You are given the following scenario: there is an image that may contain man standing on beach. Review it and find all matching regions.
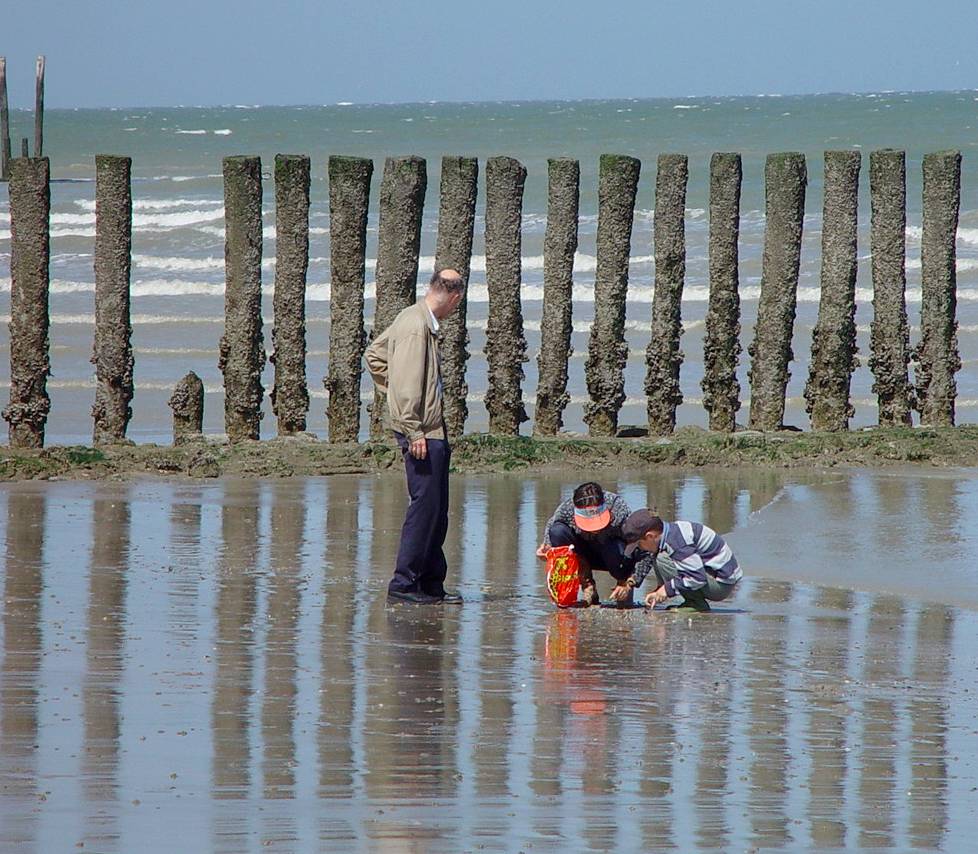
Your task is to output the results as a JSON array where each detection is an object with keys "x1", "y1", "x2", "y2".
[{"x1": 365, "y1": 269, "x2": 465, "y2": 604}]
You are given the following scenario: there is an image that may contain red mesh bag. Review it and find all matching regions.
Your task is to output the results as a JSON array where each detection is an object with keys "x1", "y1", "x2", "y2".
[{"x1": 545, "y1": 545, "x2": 580, "y2": 608}]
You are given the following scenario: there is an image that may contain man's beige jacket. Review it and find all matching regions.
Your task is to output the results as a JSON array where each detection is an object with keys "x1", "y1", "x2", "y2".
[{"x1": 365, "y1": 300, "x2": 446, "y2": 441}]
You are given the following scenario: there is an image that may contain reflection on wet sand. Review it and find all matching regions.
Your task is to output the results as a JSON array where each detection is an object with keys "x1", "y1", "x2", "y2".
[
  {"x1": 82, "y1": 495, "x2": 129, "y2": 848},
  {"x1": 211, "y1": 481, "x2": 259, "y2": 854},
  {"x1": 0, "y1": 468, "x2": 976, "y2": 852},
  {"x1": 1, "y1": 493, "x2": 44, "y2": 850}
]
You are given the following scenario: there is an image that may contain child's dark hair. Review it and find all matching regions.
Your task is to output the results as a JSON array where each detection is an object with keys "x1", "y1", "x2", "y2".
[{"x1": 573, "y1": 481, "x2": 604, "y2": 508}]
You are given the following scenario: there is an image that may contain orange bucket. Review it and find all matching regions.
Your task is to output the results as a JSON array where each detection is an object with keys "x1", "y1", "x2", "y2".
[{"x1": 545, "y1": 545, "x2": 580, "y2": 608}]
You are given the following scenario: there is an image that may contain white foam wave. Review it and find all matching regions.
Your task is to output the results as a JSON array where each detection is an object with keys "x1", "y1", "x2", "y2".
[
  {"x1": 174, "y1": 129, "x2": 208, "y2": 135},
  {"x1": 134, "y1": 208, "x2": 226, "y2": 228},
  {"x1": 213, "y1": 129, "x2": 233, "y2": 136},
  {"x1": 74, "y1": 198, "x2": 223, "y2": 212}
]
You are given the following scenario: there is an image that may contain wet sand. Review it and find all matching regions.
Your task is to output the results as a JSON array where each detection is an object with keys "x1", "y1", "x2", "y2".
[{"x1": 2, "y1": 469, "x2": 977, "y2": 851}]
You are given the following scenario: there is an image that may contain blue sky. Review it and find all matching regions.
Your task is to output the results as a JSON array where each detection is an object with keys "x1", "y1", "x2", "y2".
[{"x1": 4, "y1": 0, "x2": 978, "y2": 107}]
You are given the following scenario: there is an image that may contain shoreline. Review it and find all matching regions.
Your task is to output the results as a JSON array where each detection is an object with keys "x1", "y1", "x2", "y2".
[{"x1": 1, "y1": 424, "x2": 976, "y2": 481}]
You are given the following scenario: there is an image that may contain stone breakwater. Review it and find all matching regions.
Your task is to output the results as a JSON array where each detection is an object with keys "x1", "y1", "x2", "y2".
[{"x1": 1, "y1": 149, "x2": 965, "y2": 449}]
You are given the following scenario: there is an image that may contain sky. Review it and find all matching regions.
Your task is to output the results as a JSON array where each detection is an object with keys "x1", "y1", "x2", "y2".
[{"x1": 3, "y1": 0, "x2": 978, "y2": 108}]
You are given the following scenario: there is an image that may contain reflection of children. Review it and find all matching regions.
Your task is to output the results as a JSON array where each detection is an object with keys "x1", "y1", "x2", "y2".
[
  {"x1": 537, "y1": 482, "x2": 638, "y2": 606},
  {"x1": 618, "y1": 509, "x2": 743, "y2": 612}
]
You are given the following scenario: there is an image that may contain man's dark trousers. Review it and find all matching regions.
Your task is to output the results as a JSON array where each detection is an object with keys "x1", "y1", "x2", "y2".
[{"x1": 390, "y1": 433, "x2": 451, "y2": 597}]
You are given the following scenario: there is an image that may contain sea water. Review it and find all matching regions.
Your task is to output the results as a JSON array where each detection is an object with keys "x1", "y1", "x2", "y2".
[{"x1": 2, "y1": 92, "x2": 978, "y2": 443}]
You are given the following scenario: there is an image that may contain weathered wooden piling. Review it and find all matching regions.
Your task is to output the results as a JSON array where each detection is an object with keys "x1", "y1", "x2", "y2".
[
  {"x1": 585, "y1": 154, "x2": 640, "y2": 436},
  {"x1": 702, "y1": 153, "x2": 743, "y2": 432},
  {"x1": 914, "y1": 150, "x2": 962, "y2": 427},
  {"x1": 369, "y1": 155, "x2": 427, "y2": 439},
  {"x1": 645, "y1": 154, "x2": 688, "y2": 435},
  {"x1": 168, "y1": 371, "x2": 204, "y2": 443},
  {"x1": 218, "y1": 156, "x2": 265, "y2": 443},
  {"x1": 91, "y1": 155, "x2": 134, "y2": 444},
  {"x1": 747, "y1": 153, "x2": 807, "y2": 431},
  {"x1": 324, "y1": 156, "x2": 372, "y2": 443},
  {"x1": 270, "y1": 154, "x2": 310, "y2": 436},
  {"x1": 804, "y1": 151, "x2": 861, "y2": 431},
  {"x1": 0, "y1": 57, "x2": 11, "y2": 180},
  {"x1": 435, "y1": 156, "x2": 479, "y2": 439},
  {"x1": 2, "y1": 158, "x2": 51, "y2": 447},
  {"x1": 484, "y1": 155, "x2": 528, "y2": 435},
  {"x1": 34, "y1": 56, "x2": 45, "y2": 158},
  {"x1": 868, "y1": 150, "x2": 913, "y2": 426},
  {"x1": 534, "y1": 157, "x2": 579, "y2": 436}
]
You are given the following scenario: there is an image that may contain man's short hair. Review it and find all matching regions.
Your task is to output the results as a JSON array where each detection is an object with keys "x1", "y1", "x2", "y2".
[{"x1": 430, "y1": 269, "x2": 465, "y2": 293}]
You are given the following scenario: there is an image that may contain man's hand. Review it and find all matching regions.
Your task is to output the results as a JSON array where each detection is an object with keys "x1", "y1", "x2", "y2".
[
  {"x1": 644, "y1": 585, "x2": 668, "y2": 608},
  {"x1": 610, "y1": 581, "x2": 633, "y2": 602},
  {"x1": 536, "y1": 542, "x2": 549, "y2": 561},
  {"x1": 408, "y1": 436, "x2": 427, "y2": 459}
]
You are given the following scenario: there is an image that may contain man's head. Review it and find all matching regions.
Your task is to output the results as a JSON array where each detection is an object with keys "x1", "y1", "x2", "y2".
[
  {"x1": 622, "y1": 509, "x2": 664, "y2": 556},
  {"x1": 572, "y1": 481, "x2": 610, "y2": 532},
  {"x1": 426, "y1": 268, "x2": 465, "y2": 319}
]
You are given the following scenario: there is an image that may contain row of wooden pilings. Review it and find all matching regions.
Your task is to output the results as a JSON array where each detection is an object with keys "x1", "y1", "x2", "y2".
[{"x1": 2, "y1": 148, "x2": 963, "y2": 448}]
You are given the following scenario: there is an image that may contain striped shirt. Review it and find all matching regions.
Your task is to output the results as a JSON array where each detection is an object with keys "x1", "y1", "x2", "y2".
[
  {"x1": 542, "y1": 491, "x2": 631, "y2": 546},
  {"x1": 631, "y1": 520, "x2": 742, "y2": 595}
]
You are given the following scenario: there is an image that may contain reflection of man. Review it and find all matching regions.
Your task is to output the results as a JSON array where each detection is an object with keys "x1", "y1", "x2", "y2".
[
  {"x1": 537, "y1": 482, "x2": 637, "y2": 606},
  {"x1": 618, "y1": 509, "x2": 742, "y2": 612},
  {"x1": 365, "y1": 269, "x2": 465, "y2": 605}
]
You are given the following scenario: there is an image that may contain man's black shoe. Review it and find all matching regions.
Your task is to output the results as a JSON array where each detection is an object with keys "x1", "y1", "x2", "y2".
[
  {"x1": 439, "y1": 591, "x2": 463, "y2": 604},
  {"x1": 387, "y1": 589, "x2": 443, "y2": 605}
]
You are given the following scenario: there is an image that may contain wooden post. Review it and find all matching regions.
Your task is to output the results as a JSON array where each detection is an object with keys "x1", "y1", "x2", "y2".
[
  {"x1": 914, "y1": 150, "x2": 962, "y2": 427},
  {"x1": 169, "y1": 371, "x2": 205, "y2": 443},
  {"x1": 868, "y1": 149, "x2": 912, "y2": 426},
  {"x1": 585, "y1": 154, "x2": 640, "y2": 437},
  {"x1": 369, "y1": 155, "x2": 427, "y2": 440},
  {"x1": 435, "y1": 156, "x2": 479, "y2": 439},
  {"x1": 2, "y1": 158, "x2": 51, "y2": 447},
  {"x1": 270, "y1": 154, "x2": 311, "y2": 436},
  {"x1": 92, "y1": 155, "x2": 134, "y2": 444},
  {"x1": 747, "y1": 153, "x2": 807, "y2": 431},
  {"x1": 34, "y1": 56, "x2": 44, "y2": 158},
  {"x1": 218, "y1": 156, "x2": 265, "y2": 442},
  {"x1": 645, "y1": 154, "x2": 689, "y2": 435},
  {"x1": 702, "y1": 153, "x2": 743, "y2": 432},
  {"x1": 534, "y1": 157, "x2": 579, "y2": 436},
  {"x1": 484, "y1": 156, "x2": 529, "y2": 435},
  {"x1": 21, "y1": 138, "x2": 28, "y2": 158},
  {"x1": 0, "y1": 57, "x2": 11, "y2": 181},
  {"x1": 324, "y1": 156, "x2": 372, "y2": 443},
  {"x1": 804, "y1": 151, "x2": 861, "y2": 432}
]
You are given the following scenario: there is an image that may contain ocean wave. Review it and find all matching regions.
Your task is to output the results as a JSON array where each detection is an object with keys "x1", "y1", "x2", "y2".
[
  {"x1": 174, "y1": 129, "x2": 208, "y2": 135},
  {"x1": 74, "y1": 198, "x2": 223, "y2": 212}
]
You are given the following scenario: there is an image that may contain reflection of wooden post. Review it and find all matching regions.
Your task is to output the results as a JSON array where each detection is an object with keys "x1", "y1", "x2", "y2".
[
  {"x1": 0, "y1": 57, "x2": 12, "y2": 180},
  {"x1": 325, "y1": 156, "x2": 372, "y2": 443},
  {"x1": 535, "y1": 158, "x2": 579, "y2": 436},
  {"x1": 370, "y1": 155, "x2": 427, "y2": 440},
  {"x1": 868, "y1": 150, "x2": 912, "y2": 426},
  {"x1": 585, "y1": 154, "x2": 641, "y2": 436},
  {"x1": 435, "y1": 156, "x2": 479, "y2": 439},
  {"x1": 702, "y1": 153, "x2": 743, "y2": 432},
  {"x1": 3, "y1": 158, "x2": 51, "y2": 447},
  {"x1": 748, "y1": 152, "x2": 807, "y2": 431},
  {"x1": 914, "y1": 150, "x2": 962, "y2": 427},
  {"x1": 484, "y1": 156, "x2": 529, "y2": 435},
  {"x1": 805, "y1": 151, "x2": 861, "y2": 432},
  {"x1": 34, "y1": 56, "x2": 45, "y2": 158},
  {"x1": 92, "y1": 155, "x2": 134, "y2": 444},
  {"x1": 645, "y1": 154, "x2": 689, "y2": 436}
]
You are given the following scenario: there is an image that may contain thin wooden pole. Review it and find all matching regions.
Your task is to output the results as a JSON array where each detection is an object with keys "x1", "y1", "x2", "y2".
[
  {"x1": 34, "y1": 56, "x2": 45, "y2": 158},
  {"x1": 0, "y1": 57, "x2": 11, "y2": 180}
]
